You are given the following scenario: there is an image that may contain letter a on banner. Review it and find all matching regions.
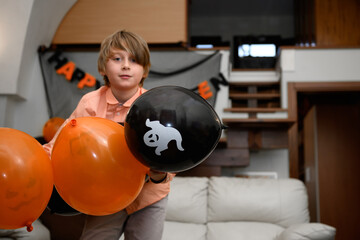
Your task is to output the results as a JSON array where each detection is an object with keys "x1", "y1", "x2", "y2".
[{"x1": 56, "y1": 61, "x2": 76, "y2": 81}]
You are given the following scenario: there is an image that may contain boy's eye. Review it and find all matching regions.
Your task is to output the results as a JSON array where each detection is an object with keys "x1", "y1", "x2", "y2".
[
  {"x1": 131, "y1": 58, "x2": 137, "y2": 63},
  {"x1": 114, "y1": 57, "x2": 121, "y2": 61}
]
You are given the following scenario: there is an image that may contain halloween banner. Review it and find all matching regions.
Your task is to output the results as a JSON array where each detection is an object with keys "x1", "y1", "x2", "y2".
[{"x1": 38, "y1": 47, "x2": 227, "y2": 119}]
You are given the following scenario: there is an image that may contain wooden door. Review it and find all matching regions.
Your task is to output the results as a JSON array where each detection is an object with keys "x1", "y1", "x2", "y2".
[{"x1": 304, "y1": 103, "x2": 360, "y2": 239}]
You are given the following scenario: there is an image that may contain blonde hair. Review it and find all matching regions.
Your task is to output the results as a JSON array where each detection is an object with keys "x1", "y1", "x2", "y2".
[{"x1": 98, "y1": 30, "x2": 151, "y2": 87}]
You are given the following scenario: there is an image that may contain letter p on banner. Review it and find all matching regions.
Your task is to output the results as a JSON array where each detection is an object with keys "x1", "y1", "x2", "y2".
[{"x1": 77, "y1": 73, "x2": 96, "y2": 89}]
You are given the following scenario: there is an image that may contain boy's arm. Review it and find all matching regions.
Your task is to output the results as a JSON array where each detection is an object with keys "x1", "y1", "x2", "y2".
[
  {"x1": 43, "y1": 118, "x2": 70, "y2": 158},
  {"x1": 149, "y1": 170, "x2": 175, "y2": 184}
]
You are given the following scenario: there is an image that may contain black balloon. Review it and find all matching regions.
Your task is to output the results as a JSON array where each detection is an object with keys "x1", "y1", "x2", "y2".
[
  {"x1": 47, "y1": 187, "x2": 80, "y2": 216},
  {"x1": 125, "y1": 86, "x2": 224, "y2": 172}
]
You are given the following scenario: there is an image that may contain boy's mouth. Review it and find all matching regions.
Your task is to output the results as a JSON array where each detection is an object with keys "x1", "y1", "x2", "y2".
[{"x1": 120, "y1": 74, "x2": 131, "y2": 79}]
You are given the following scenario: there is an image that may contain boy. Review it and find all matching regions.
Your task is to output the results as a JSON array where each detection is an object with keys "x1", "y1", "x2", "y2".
[{"x1": 44, "y1": 30, "x2": 174, "y2": 240}]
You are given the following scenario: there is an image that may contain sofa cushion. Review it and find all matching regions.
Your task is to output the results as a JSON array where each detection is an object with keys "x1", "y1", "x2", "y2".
[
  {"x1": 0, "y1": 219, "x2": 50, "y2": 240},
  {"x1": 208, "y1": 177, "x2": 309, "y2": 227},
  {"x1": 276, "y1": 223, "x2": 336, "y2": 240},
  {"x1": 162, "y1": 221, "x2": 206, "y2": 240},
  {"x1": 207, "y1": 222, "x2": 284, "y2": 240},
  {"x1": 166, "y1": 177, "x2": 208, "y2": 224}
]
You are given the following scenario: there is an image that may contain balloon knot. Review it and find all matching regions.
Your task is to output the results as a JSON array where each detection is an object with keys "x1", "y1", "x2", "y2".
[
  {"x1": 221, "y1": 124, "x2": 228, "y2": 130},
  {"x1": 26, "y1": 222, "x2": 33, "y2": 232},
  {"x1": 70, "y1": 119, "x2": 77, "y2": 126}
]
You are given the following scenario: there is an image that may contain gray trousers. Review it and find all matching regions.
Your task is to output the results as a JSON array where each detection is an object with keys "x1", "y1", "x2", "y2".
[{"x1": 80, "y1": 196, "x2": 168, "y2": 240}]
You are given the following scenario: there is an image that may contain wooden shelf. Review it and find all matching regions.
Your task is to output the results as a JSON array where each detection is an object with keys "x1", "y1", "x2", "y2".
[
  {"x1": 224, "y1": 107, "x2": 287, "y2": 113},
  {"x1": 228, "y1": 81, "x2": 281, "y2": 112},
  {"x1": 229, "y1": 93, "x2": 280, "y2": 99},
  {"x1": 223, "y1": 118, "x2": 295, "y2": 123},
  {"x1": 223, "y1": 118, "x2": 295, "y2": 128},
  {"x1": 187, "y1": 46, "x2": 230, "y2": 51},
  {"x1": 231, "y1": 68, "x2": 276, "y2": 72},
  {"x1": 229, "y1": 81, "x2": 280, "y2": 86}
]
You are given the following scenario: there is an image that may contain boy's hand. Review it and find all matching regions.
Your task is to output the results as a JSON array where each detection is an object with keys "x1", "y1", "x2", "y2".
[{"x1": 149, "y1": 169, "x2": 168, "y2": 183}]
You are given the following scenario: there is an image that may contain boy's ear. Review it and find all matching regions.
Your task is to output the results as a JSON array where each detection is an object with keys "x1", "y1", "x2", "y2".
[
  {"x1": 142, "y1": 71, "x2": 148, "y2": 78},
  {"x1": 100, "y1": 71, "x2": 106, "y2": 76}
]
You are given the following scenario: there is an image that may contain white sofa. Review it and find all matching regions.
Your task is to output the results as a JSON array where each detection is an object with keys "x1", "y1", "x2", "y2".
[
  {"x1": 162, "y1": 176, "x2": 335, "y2": 240},
  {"x1": 0, "y1": 220, "x2": 50, "y2": 240}
]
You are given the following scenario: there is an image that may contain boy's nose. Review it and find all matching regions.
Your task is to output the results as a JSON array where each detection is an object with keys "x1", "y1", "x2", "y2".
[{"x1": 122, "y1": 60, "x2": 130, "y2": 69}]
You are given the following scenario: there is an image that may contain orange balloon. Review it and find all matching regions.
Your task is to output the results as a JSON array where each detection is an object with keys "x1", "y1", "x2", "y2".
[
  {"x1": 51, "y1": 117, "x2": 149, "y2": 216},
  {"x1": 43, "y1": 117, "x2": 65, "y2": 142},
  {"x1": 0, "y1": 128, "x2": 53, "y2": 231}
]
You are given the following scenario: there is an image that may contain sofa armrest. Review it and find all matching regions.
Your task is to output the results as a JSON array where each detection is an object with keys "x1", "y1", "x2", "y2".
[{"x1": 276, "y1": 223, "x2": 336, "y2": 240}]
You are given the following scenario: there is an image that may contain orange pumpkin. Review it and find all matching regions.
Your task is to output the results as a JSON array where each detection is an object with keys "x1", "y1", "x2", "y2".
[{"x1": 43, "y1": 117, "x2": 65, "y2": 142}]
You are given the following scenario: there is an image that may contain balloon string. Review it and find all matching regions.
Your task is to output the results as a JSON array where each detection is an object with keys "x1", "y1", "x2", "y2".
[{"x1": 26, "y1": 222, "x2": 33, "y2": 232}]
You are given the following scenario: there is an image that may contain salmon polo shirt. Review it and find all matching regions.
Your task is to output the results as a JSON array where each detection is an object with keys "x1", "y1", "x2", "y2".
[{"x1": 43, "y1": 86, "x2": 174, "y2": 214}]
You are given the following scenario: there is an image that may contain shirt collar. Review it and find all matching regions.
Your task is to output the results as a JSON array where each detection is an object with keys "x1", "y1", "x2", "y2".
[{"x1": 105, "y1": 87, "x2": 143, "y2": 107}]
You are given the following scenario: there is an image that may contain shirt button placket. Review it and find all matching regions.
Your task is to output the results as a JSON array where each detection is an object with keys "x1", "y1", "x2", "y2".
[{"x1": 116, "y1": 103, "x2": 123, "y2": 116}]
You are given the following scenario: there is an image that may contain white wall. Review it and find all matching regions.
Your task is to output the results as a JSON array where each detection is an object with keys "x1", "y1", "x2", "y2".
[
  {"x1": 280, "y1": 48, "x2": 360, "y2": 108},
  {"x1": 222, "y1": 149, "x2": 289, "y2": 179},
  {"x1": 0, "y1": 0, "x2": 76, "y2": 136},
  {"x1": 0, "y1": 0, "x2": 33, "y2": 95}
]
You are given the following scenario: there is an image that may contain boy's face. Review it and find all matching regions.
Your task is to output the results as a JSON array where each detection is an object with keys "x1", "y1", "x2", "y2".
[{"x1": 101, "y1": 48, "x2": 145, "y2": 91}]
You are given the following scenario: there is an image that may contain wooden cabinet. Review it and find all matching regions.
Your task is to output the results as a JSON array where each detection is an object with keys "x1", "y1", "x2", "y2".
[
  {"x1": 314, "y1": 0, "x2": 360, "y2": 46},
  {"x1": 295, "y1": 0, "x2": 360, "y2": 46}
]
